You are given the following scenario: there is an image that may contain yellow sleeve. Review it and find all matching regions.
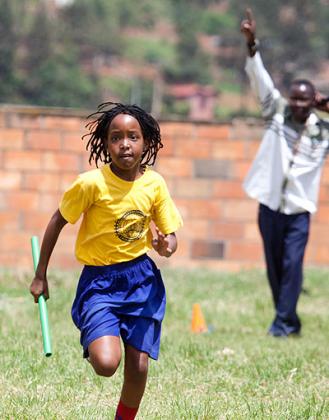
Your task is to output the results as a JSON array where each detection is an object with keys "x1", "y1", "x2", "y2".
[
  {"x1": 152, "y1": 177, "x2": 183, "y2": 234},
  {"x1": 59, "y1": 176, "x2": 95, "y2": 224}
]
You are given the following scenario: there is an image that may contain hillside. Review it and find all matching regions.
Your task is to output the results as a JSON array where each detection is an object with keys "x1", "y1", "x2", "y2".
[{"x1": 1, "y1": 0, "x2": 328, "y2": 120}]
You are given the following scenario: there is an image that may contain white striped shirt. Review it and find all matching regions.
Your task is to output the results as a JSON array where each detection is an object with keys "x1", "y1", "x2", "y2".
[{"x1": 243, "y1": 52, "x2": 329, "y2": 214}]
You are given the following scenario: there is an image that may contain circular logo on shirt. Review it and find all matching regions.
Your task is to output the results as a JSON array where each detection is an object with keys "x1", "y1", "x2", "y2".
[{"x1": 115, "y1": 210, "x2": 147, "y2": 242}]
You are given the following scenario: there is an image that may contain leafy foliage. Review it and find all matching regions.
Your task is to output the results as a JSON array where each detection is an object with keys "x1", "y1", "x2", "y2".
[{"x1": 0, "y1": 0, "x2": 328, "y2": 114}]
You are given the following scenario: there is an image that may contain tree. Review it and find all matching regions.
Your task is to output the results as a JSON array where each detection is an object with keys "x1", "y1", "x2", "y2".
[
  {"x1": 229, "y1": 0, "x2": 328, "y2": 89},
  {"x1": 20, "y1": 2, "x2": 98, "y2": 107},
  {"x1": 0, "y1": 0, "x2": 18, "y2": 101},
  {"x1": 166, "y1": 0, "x2": 211, "y2": 84}
]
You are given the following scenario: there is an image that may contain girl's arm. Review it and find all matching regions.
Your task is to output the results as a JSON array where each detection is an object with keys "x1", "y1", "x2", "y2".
[
  {"x1": 152, "y1": 226, "x2": 177, "y2": 258},
  {"x1": 30, "y1": 209, "x2": 68, "y2": 303}
]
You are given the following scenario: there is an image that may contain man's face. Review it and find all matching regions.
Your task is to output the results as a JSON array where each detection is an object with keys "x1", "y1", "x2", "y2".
[{"x1": 288, "y1": 82, "x2": 315, "y2": 124}]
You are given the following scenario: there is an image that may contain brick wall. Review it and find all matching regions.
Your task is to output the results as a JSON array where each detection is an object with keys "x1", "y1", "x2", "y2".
[{"x1": 1, "y1": 104, "x2": 329, "y2": 272}]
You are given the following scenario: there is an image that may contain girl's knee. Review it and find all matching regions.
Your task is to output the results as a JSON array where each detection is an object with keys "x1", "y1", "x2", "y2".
[
  {"x1": 88, "y1": 336, "x2": 122, "y2": 377},
  {"x1": 90, "y1": 353, "x2": 121, "y2": 377}
]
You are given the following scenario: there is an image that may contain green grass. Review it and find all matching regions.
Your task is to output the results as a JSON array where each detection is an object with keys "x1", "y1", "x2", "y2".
[{"x1": 0, "y1": 267, "x2": 328, "y2": 419}]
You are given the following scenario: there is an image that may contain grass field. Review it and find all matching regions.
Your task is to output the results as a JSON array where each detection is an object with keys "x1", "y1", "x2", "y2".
[{"x1": 0, "y1": 267, "x2": 328, "y2": 419}]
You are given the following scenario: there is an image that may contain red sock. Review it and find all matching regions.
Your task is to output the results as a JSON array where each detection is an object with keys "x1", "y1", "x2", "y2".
[{"x1": 115, "y1": 400, "x2": 138, "y2": 420}]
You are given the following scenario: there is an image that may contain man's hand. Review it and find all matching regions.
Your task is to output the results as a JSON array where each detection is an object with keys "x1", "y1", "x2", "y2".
[
  {"x1": 240, "y1": 8, "x2": 256, "y2": 44},
  {"x1": 314, "y1": 92, "x2": 329, "y2": 113},
  {"x1": 151, "y1": 227, "x2": 177, "y2": 258}
]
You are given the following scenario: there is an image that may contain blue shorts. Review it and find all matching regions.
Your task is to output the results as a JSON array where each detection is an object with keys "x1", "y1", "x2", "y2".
[{"x1": 71, "y1": 254, "x2": 166, "y2": 360}]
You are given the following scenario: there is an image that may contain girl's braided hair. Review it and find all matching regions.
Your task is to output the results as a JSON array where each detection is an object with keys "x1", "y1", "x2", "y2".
[{"x1": 83, "y1": 102, "x2": 163, "y2": 167}]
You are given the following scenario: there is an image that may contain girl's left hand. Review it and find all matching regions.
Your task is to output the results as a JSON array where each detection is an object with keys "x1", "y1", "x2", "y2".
[{"x1": 152, "y1": 227, "x2": 173, "y2": 257}]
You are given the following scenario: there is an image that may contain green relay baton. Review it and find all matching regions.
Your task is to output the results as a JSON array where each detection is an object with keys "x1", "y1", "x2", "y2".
[{"x1": 31, "y1": 236, "x2": 52, "y2": 357}]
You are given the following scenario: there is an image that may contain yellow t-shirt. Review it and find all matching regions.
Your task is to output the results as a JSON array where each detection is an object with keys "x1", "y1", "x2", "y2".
[{"x1": 59, "y1": 165, "x2": 183, "y2": 265}]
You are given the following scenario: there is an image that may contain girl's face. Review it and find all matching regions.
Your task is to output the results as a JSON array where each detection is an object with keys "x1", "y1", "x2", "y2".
[{"x1": 106, "y1": 113, "x2": 147, "y2": 181}]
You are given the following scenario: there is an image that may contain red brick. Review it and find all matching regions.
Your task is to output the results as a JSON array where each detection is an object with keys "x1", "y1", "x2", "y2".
[
  {"x1": 0, "y1": 128, "x2": 24, "y2": 149},
  {"x1": 196, "y1": 124, "x2": 230, "y2": 140},
  {"x1": 38, "y1": 192, "x2": 62, "y2": 211},
  {"x1": 42, "y1": 152, "x2": 81, "y2": 172},
  {"x1": 60, "y1": 172, "x2": 79, "y2": 190},
  {"x1": 22, "y1": 211, "x2": 52, "y2": 230},
  {"x1": 233, "y1": 161, "x2": 252, "y2": 181},
  {"x1": 0, "y1": 211, "x2": 21, "y2": 230},
  {"x1": 50, "y1": 253, "x2": 81, "y2": 270},
  {"x1": 161, "y1": 122, "x2": 194, "y2": 137},
  {"x1": 4, "y1": 150, "x2": 43, "y2": 170},
  {"x1": 155, "y1": 157, "x2": 193, "y2": 177},
  {"x1": 191, "y1": 240, "x2": 225, "y2": 259},
  {"x1": 43, "y1": 115, "x2": 84, "y2": 131},
  {"x1": 81, "y1": 156, "x2": 98, "y2": 172},
  {"x1": 194, "y1": 159, "x2": 233, "y2": 179},
  {"x1": 23, "y1": 172, "x2": 61, "y2": 192},
  {"x1": 229, "y1": 120, "x2": 263, "y2": 141},
  {"x1": 210, "y1": 222, "x2": 244, "y2": 239},
  {"x1": 213, "y1": 180, "x2": 245, "y2": 198},
  {"x1": 0, "y1": 171, "x2": 22, "y2": 190},
  {"x1": 0, "y1": 252, "x2": 29, "y2": 267},
  {"x1": 0, "y1": 231, "x2": 31, "y2": 252},
  {"x1": 313, "y1": 204, "x2": 329, "y2": 223},
  {"x1": 162, "y1": 177, "x2": 175, "y2": 194},
  {"x1": 173, "y1": 179, "x2": 213, "y2": 198},
  {"x1": 211, "y1": 140, "x2": 245, "y2": 160},
  {"x1": 307, "y1": 244, "x2": 329, "y2": 264},
  {"x1": 180, "y1": 219, "x2": 210, "y2": 239},
  {"x1": 319, "y1": 185, "x2": 329, "y2": 203},
  {"x1": 5, "y1": 191, "x2": 39, "y2": 211},
  {"x1": 7, "y1": 113, "x2": 42, "y2": 129},
  {"x1": 58, "y1": 230, "x2": 79, "y2": 248},
  {"x1": 0, "y1": 112, "x2": 5, "y2": 128},
  {"x1": 174, "y1": 138, "x2": 211, "y2": 158},
  {"x1": 244, "y1": 223, "x2": 261, "y2": 240},
  {"x1": 171, "y1": 237, "x2": 189, "y2": 258},
  {"x1": 62, "y1": 133, "x2": 85, "y2": 152},
  {"x1": 309, "y1": 223, "x2": 329, "y2": 245},
  {"x1": 226, "y1": 241, "x2": 263, "y2": 261},
  {"x1": 221, "y1": 199, "x2": 258, "y2": 222},
  {"x1": 244, "y1": 140, "x2": 261, "y2": 159},
  {"x1": 1, "y1": 112, "x2": 329, "y2": 269},
  {"x1": 321, "y1": 166, "x2": 329, "y2": 185},
  {"x1": 175, "y1": 198, "x2": 221, "y2": 219},
  {"x1": 0, "y1": 191, "x2": 5, "y2": 209},
  {"x1": 25, "y1": 130, "x2": 62, "y2": 150},
  {"x1": 158, "y1": 136, "x2": 174, "y2": 157}
]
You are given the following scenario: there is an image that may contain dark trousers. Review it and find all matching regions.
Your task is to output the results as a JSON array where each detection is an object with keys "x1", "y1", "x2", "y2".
[{"x1": 258, "y1": 204, "x2": 310, "y2": 336}]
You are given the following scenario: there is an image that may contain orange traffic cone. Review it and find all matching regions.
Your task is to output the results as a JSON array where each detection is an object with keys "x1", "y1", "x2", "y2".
[{"x1": 191, "y1": 303, "x2": 208, "y2": 333}]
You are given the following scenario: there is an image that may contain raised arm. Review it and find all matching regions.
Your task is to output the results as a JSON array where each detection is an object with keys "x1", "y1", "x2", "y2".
[
  {"x1": 240, "y1": 8, "x2": 258, "y2": 57},
  {"x1": 241, "y1": 9, "x2": 280, "y2": 118},
  {"x1": 29, "y1": 209, "x2": 68, "y2": 302}
]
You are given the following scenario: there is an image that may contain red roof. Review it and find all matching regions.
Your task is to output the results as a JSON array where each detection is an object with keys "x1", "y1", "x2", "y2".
[{"x1": 168, "y1": 83, "x2": 216, "y2": 98}]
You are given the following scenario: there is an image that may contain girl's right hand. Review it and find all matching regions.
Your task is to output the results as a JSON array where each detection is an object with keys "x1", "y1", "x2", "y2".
[{"x1": 30, "y1": 276, "x2": 49, "y2": 303}]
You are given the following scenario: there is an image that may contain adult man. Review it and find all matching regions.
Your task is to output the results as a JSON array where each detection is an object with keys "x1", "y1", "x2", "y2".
[{"x1": 241, "y1": 9, "x2": 329, "y2": 337}]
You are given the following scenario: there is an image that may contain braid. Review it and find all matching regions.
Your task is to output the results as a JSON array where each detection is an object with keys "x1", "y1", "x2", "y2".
[{"x1": 83, "y1": 101, "x2": 163, "y2": 167}]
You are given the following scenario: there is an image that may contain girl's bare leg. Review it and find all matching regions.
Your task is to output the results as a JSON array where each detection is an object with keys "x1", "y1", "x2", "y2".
[
  {"x1": 88, "y1": 335, "x2": 122, "y2": 377},
  {"x1": 120, "y1": 344, "x2": 149, "y2": 408}
]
